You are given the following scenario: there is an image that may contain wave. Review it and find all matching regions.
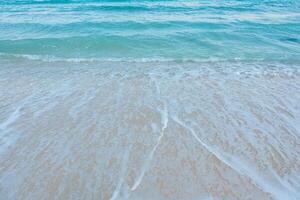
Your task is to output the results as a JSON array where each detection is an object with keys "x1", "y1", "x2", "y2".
[
  {"x1": 1, "y1": 53, "x2": 299, "y2": 79},
  {"x1": 1, "y1": 33, "x2": 300, "y2": 62},
  {"x1": 1, "y1": 52, "x2": 299, "y2": 63},
  {"x1": 1, "y1": 0, "x2": 300, "y2": 68}
]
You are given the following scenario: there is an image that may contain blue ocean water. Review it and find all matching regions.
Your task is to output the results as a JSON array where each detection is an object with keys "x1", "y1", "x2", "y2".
[{"x1": 1, "y1": 0, "x2": 300, "y2": 62}]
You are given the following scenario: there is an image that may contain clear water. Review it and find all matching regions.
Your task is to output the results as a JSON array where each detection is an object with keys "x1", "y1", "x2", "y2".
[
  {"x1": 1, "y1": 1, "x2": 300, "y2": 200},
  {"x1": 1, "y1": 0, "x2": 300, "y2": 61}
]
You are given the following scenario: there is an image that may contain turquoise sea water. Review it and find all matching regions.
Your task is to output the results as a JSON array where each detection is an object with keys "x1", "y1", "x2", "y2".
[{"x1": 1, "y1": 0, "x2": 300, "y2": 62}]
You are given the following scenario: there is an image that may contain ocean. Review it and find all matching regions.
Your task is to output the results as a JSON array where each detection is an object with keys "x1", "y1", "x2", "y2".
[{"x1": 0, "y1": 0, "x2": 300, "y2": 200}]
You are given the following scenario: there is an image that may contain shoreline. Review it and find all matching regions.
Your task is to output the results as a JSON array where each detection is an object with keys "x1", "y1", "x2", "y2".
[{"x1": 1, "y1": 60, "x2": 300, "y2": 199}]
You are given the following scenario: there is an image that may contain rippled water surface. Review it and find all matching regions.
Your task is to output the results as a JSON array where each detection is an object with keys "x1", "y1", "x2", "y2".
[
  {"x1": 1, "y1": 0, "x2": 300, "y2": 61},
  {"x1": 1, "y1": 0, "x2": 300, "y2": 200}
]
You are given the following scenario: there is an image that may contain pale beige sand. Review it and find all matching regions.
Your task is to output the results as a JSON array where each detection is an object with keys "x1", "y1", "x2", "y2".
[{"x1": 0, "y1": 60, "x2": 300, "y2": 200}]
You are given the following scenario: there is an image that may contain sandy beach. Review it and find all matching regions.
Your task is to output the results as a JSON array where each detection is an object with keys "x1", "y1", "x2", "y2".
[{"x1": 1, "y1": 59, "x2": 300, "y2": 199}]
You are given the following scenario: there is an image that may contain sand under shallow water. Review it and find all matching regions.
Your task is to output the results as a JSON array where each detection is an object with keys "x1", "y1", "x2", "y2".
[{"x1": 0, "y1": 59, "x2": 300, "y2": 200}]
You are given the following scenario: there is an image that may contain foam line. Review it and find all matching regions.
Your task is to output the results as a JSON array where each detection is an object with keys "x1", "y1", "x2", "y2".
[
  {"x1": 110, "y1": 145, "x2": 132, "y2": 200},
  {"x1": 131, "y1": 80, "x2": 168, "y2": 191},
  {"x1": 171, "y1": 116, "x2": 300, "y2": 200}
]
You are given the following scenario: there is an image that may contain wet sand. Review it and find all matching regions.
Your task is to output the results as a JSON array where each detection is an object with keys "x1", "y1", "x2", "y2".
[{"x1": 0, "y1": 60, "x2": 300, "y2": 200}]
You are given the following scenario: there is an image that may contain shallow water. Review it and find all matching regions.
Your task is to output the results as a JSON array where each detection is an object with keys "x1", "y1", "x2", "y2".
[{"x1": 0, "y1": 59, "x2": 300, "y2": 200}]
